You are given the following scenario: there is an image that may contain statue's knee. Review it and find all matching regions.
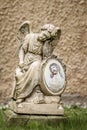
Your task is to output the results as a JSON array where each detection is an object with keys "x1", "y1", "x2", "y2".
[{"x1": 32, "y1": 61, "x2": 41, "y2": 68}]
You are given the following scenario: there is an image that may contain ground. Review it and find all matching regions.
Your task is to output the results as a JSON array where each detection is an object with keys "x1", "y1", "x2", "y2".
[{"x1": 0, "y1": 107, "x2": 87, "y2": 130}]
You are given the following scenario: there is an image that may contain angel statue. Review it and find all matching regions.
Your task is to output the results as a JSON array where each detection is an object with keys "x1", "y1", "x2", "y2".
[{"x1": 11, "y1": 21, "x2": 62, "y2": 104}]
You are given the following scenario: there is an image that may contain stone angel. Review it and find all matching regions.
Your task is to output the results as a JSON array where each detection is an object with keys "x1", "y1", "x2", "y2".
[{"x1": 11, "y1": 21, "x2": 61, "y2": 103}]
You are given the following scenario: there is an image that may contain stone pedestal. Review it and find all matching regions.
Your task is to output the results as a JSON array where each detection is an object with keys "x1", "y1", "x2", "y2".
[
  {"x1": 9, "y1": 100, "x2": 64, "y2": 115},
  {"x1": 3, "y1": 99, "x2": 65, "y2": 125},
  {"x1": 3, "y1": 108, "x2": 65, "y2": 126}
]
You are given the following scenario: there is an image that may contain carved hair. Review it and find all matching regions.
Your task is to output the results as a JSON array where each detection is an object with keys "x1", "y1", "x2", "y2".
[{"x1": 41, "y1": 24, "x2": 61, "y2": 38}]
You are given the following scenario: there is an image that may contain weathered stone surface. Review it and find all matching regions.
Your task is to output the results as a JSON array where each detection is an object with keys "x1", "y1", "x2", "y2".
[
  {"x1": 3, "y1": 109, "x2": 65, "y2": 125},
  {"x1": 9, "y1": 100, "x2": 64, "y2": 115},
  {"x1": 0, "y1": 0, "x2": 87, "y2": 103}
]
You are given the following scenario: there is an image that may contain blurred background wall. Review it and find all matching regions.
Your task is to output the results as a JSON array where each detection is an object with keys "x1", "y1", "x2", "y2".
[{"x1": 0, "y1": 0, "x2": 87, "y2": 103}]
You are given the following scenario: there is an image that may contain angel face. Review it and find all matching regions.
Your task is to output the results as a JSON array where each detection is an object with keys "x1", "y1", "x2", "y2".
[
  {"x1": 38, "y1": 30, "x2": 51, "y2": 41},
  {"x1": 38, "y1": 24, "x2": 61, "y2": 42}
]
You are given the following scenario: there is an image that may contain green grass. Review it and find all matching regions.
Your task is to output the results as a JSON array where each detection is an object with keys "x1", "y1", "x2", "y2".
[{"x1": 0, "y1": 107, "x2": 87, "y2": 130}]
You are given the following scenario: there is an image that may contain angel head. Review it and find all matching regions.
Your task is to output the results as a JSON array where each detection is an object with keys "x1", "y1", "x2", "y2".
[{"x1": 38, "y1": 24, "x2": 61, "y2": 42}]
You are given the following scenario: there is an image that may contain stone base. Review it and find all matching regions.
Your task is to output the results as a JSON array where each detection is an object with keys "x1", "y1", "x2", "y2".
[
  {"x1": 9, "y1": 100, "x2": 64, "y2": 115},
  {"x1": 3, "y1": 100, "x2": 65, "y2": 125},
  {"x1": 3, "y1": 109, "x2": 66, "y2": 126}
]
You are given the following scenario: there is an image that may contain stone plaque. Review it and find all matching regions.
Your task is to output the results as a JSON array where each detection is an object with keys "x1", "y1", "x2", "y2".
[{"x1": 40, "y1": 57, "x2": 66, "y2": 95}]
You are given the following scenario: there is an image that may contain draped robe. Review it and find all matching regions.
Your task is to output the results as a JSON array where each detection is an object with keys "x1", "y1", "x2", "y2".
[{"x1": 12, "y1": 33, "x2": 43, "y2": 100}]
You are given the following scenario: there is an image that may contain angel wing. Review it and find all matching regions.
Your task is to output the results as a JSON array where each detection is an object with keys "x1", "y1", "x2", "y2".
[
  {"x1": 17, "y1": 21, "x2": 31, "y2": 43},
  {"x1": 17, "y1": 21, "x2": 31, "y2": 56}
]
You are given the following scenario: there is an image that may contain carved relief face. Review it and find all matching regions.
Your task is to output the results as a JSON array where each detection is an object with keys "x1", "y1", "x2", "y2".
[
  {"x1": 50, "y1": 64, "x2": 58, "y2": 74},
  {"x1": 49, "y1": 63, "x2": 60, "y2": 78}
]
